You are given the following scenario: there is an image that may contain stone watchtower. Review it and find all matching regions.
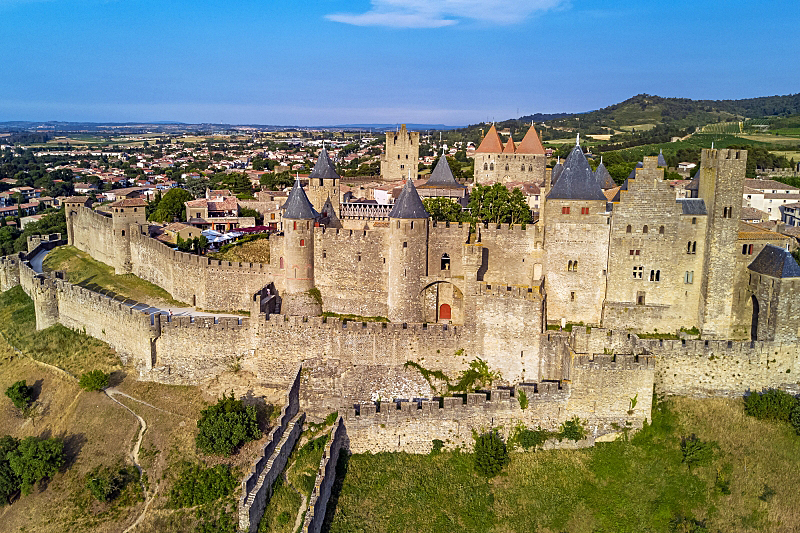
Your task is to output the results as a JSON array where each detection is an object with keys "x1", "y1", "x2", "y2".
[
  {"x1": 387, "y1": 179, "x2": 429, "y2": 323},
  {"x1": 61, "y1": 196, "x2": 92, "y2": 246},
  {"x1": 110, "y1": 198, "x2": 147, "y2": 274},
  {"x1": 696, "y1": 148, "x2": 747, "y2": 338},
  {"x1": 380, "y1": 125, "x2": 419, "y2": 182},
  {"x1": 281, "y1": 180, "x2": 322, "y2": 316},
  {"x1": 306, "y1": 147, "x2": 340, "y2": 217}
]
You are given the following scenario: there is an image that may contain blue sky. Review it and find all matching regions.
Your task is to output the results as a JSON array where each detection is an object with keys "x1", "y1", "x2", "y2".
[{"x1": 0, "y1": 0, "x2": 797, "y2": 125}]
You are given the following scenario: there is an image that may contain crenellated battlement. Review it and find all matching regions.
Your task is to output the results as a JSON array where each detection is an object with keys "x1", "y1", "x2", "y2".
[
  {"x1": 573, "y1": 353, "x2": 656, "y2": 371},
  {"x1": 477, "y1": 281, "x2": 542, "y2": 300},
  {"x1": 160, "y1": 314, "x2": 249, "y2": 330},
  {"x1": 345, "y1": 382, "x2": 571, "y2": 422},
  {"x1": 260, "y1": 313, "x2": 460, "y2": 336}
]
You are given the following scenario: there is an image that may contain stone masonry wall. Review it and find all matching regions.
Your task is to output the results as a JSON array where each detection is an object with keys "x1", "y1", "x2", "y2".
[
  {"x1": 302, "y1": 416, "x2": 348, "y2": 533},
  {"x1": 343, "y1": 354, "x2": 655, "y2": 454},
  {"x1": 239, "y1": 366, "x2": 302, "y2": 533}
]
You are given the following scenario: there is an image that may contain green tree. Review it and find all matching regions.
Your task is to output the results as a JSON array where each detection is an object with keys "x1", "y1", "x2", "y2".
[
  {"x1": 184, "y1": 176, "x2": 211, "y2": 198},
  {"x1": 79, "y1": 370, "x2": 110, "y2": 392},
  {"x1": 239, "y1": 207, "x2": 262, "y2": 225},
  {"x1": 6, "y1": 436, "x2": 65, "y2": 494},
  {"x1": 260, "y1": 171, "x2": 293, "y2": 191},
  {"x1": 744, "y1": 389, "x2": 797, "y2": 421},
  {"x1": 149, "y1": 188, "x2": 193, "y2": 223},
  {"x1": 473, "y1": 429, "x2": 509, "y2": 477},
  {"x1": 422, "y1": 197, "x2": 464, "y2": 222},
  {"x1": 0, "y1": 436, "x2": 20, "y2": 505},
  {"x1": 468, "y1": 183, "x2": 531, "y2": 224},
  {"x1": 5, "y1": 380, "x2": 33, "y2": 409},
  {"x1": 680, "y1": 434, "x2": 717, "y2": 471},
  {"x1": 195, "y1": 392, "x2": 261, "y2": 456}
]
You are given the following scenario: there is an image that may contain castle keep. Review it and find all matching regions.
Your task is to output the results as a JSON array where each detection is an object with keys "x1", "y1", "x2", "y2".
[{"x1": 2, "y1": 145, "x2": 799, "y2": 454}]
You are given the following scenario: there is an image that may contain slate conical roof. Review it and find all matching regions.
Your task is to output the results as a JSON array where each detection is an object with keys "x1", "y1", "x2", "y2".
[
  {"x1": 547, "y1": 145, "x2": 606, "y2": 201},
  {"x1": 423, "y1": 155, "x2": 466, "y2": 188},
  {"x1": 657, "y1": 149, "x2": 667, "y2": 167},
  {"x1": 503, "y1": 136, "x2": 516, "y2": 154},
  {"x1": 516, "y1": 124, "x2": 546, "y2": 155},
  {"x1": 475, "y1": 124, "x2": 504, "y2": 154},
  {"x1": 595, "y1": 160, "x2": 616, "y2": 189},
  {"x1": 389, "y1": 179, "x2": 429, "y2": 219},
  {"x1": 551, "y1": 160, "x2": 564, "y2": 186},
  {"x1": 309, "y1": 147, "x2": 340, "y2": 180},
  {"x1": 748, "y1": 244, "x2": 800, "y2": 278},
  {"x1": 282, "y1": 179, "x2": 319, "y2": 220}
]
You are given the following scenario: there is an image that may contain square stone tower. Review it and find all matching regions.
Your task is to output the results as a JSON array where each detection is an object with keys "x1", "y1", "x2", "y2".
[{"x1": 380, "y1": 125, "x2": 419, "y2": 182}]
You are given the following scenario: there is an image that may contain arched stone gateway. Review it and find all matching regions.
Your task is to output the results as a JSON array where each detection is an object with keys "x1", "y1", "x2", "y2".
[{"x1": 420, "y1": 281, "x2": 463, "y2": 324}]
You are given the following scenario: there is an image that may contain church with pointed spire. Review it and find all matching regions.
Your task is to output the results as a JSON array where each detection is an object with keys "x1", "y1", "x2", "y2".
[{"x1": 473, "y1": 123, "x2": 547, "y2": 185}]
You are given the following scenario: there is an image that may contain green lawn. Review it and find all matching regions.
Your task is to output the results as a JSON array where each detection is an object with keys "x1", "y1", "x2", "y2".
[
  {"x1": 43, "y1": 245, "x2": 187, "y2": 307},
  {"x1": 327, "y1": 397, "x2": 800, "y2": 533},
  {"x1": 0, "y1": 285, "x2": 120, "y2": 376}
]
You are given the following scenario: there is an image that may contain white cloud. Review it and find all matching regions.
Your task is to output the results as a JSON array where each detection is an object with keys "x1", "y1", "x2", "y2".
[{"x1": 326, "y1": 0, "x2": 566, "y2": 28}]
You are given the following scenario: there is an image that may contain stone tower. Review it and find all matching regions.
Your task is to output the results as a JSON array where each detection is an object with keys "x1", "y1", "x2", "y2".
[
  {"x1": 380, "y1": 125, "x2": 419, "y2": 182},
  {"x1": 387, "y1": 179, "x2": 429, "y2": 323},
  {"x1": 306, "y1": 147, "x2": 340, "y2": 217},
  {"x1": 110, "y1": 198, "x2": 147, "y2": 274},
  {"x1": 697, "y1": 148, "x2": 747, "y2": 338},
  {"x1": 281, "y1": 180, "x2": 322, "y2": 316},
  {"x1": 62, "y1": 196, "x2": 91, "y2": 246},
  {"x1": 473, "y1": 123, "x2": 546, "y2": 185},
  {"x1": 543, "y1": 140, "x2": 610, "y2": 326}
]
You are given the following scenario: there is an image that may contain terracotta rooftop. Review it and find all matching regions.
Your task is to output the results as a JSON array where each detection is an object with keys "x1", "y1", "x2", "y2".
[
  {"x1": 62, "y1": 196, "x2": 90, "y2": 203},
  {"x1": 744, "y1": 179, "x2": 799, "y2": 191},
  {"x1": 474, "y1": 124, "x2": 504, "y2": 154},
  {"x1": 502, "y1": 137, "x2": 516, "y2": 154},
  {"x1": 738, "y1": 222, "x2": 791, "y2": 241},
  {"x1": 109, "y1": 198, "x2": 147, "y2": 208},
  {"x1": 515, "y1": 124, "x2": 546, "y2": 155},
  {"x1": 741, "y1": 207, "x2": 766, "y2": 220}
]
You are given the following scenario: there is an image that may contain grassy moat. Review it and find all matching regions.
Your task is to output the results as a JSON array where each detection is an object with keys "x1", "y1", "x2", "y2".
[
  {"x1": 42, "y1": 245, "x2": 188, "y2": 308},
  {"x1": 1, "y1": 286, "x2": 799, "y2": 532}
]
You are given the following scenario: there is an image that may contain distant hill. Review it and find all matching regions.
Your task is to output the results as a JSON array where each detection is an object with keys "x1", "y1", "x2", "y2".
[{"x1": 546, "y1": 93, "x2": 800, "y2": 131}]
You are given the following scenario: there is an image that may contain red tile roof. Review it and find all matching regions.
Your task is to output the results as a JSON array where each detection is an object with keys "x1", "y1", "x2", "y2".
[
  {"x1": 516, "y1": 124, "x2": 546, "y2": 155},
  {"x1": 474, "y1": 124, "x2": 504, "y2": 154}
]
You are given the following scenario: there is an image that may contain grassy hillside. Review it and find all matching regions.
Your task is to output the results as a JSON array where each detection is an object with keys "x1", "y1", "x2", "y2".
[
  {"x1": 326, "y1": 397, "x2": 800, "y2": 533},
  {"x1": 0, "y1": 286, "x2": 272, "y2": 532}
]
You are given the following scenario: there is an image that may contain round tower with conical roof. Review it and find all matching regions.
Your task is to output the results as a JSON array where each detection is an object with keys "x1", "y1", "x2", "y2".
[
  {"x1": 387, "y1": 178, "x2": 429, "y2": 323},
  {"x1": 281, "y1": 180, "x2": 322, "y2": 316}
]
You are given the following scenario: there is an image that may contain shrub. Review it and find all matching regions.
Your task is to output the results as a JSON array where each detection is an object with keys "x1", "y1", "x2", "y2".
[
  {"x1": 509, "y1": 425, "x2": 551, "y2": 450},
  {"x1": 558, "y1": 417, "x2": 587, "y2": 442},
  {"x1": 744, "y1": 389, "x2": 796, "y2": 421},
  {"x1": 0, "y1": 436, "x2": 21, "y2": 505},
  {"x1": 473, "y1": 429, "x2": 509, "y2": 477},
  {"x1": 5, "y1": 380, "x2": 33, "y2": 409},
  {"x1": 790, "y1": 401, "x2": 800, "y2": 435},
  {"x1": 167, "y1": 462, "x2": 237, "y2": 508},
  {"x1": 79, "y1": 370, "x2": 110, "y2": 392},
  {"x1": 6, "y1": 436, "x2": 65, "y2": 494},
  {"x1": 680, "y1": 434, "x2": 717, "y2": 470},
  {"x1": 195, "y1": 392, "x2": 261, "y2": 456},
  {"x1": 86, "y1": 464, "x2": 139, "y2": 502},
  {"x1": 431, "y1": 439, "x2": 444, "y2": 454},
  {"x1": 277, "y1": 511, "x2": 291, "y2": 525},
  {"x1": 517, "y1": 389, "x2": 529, "y2": 410}
]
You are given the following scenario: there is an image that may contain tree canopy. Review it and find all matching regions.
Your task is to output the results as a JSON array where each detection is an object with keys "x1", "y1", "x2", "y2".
[
  {"x1": 148, "y1": 188, "x2": 194, "y2": 223},
  {"x1": 195, "y1": 392, "x2": 261, "y2": 456},
  {"x1": 467, "y1": 184, "x2": 531, "y2": 225},
  {"x1": 422, "y1": 197, "x2": 465, "y2": 223}
]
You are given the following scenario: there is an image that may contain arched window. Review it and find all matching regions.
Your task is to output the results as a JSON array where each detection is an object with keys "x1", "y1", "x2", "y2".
[
  {"x1": 643, "y1": 225, "x2": 649, "y2": 234},
  {"x1": 656, "y1": 270, "x2": 660, "y2": 281},
  {"x1": 650, "y1": 270, "x2": 655, "y2": 281},
  {"x1": 528, "y1": 165, "x2": 533, "y2": 171},
  {"x1": 484, "y1": 163, "x2": 488, "y2": 170},
  {"x1": 521, "y1": 164, "x2": 526, "y2": 171},
  {"x1": 692, "y1": 241, "x2": 697, "y2": 253},
  {"x1": 626, "y1": 225, "x2": 632, "y2": 233},
  {"x1": 573, "y1": 260, "x2": 578, "y2": 272},
  {"x1": 300, "y1": 239, "x2": 305, "y2": 247},
  {"x1": 293, "y1": 221, "x2": 297, "y2": 230},
  {"x1": 270, "y1": 213, "x2": 275, "y2": 220},
  {"x1": 659, "y1": 226, "x2": 665, "y2": 234},
  {"x1": 441, "y1": 253, "x2": 450, "y2": 270},
  {"x1": 687, "y1": 241, "x2": 693, "y2": 254},
  {"x1": 439, "y1": 304, "x2": 451, "y2": 320},
  {"x1": 490, "y1": 163, "x2": 494, "y2": 171},
  {"x1": 279, "y1": 257, "x2": 284, "y2": 269},
  {"x1": 505, "y1": 164, "x2": 509, "y2": 171},
  {"x1": 568, "y1": 260, "x2": 573, "y2": 271}
]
